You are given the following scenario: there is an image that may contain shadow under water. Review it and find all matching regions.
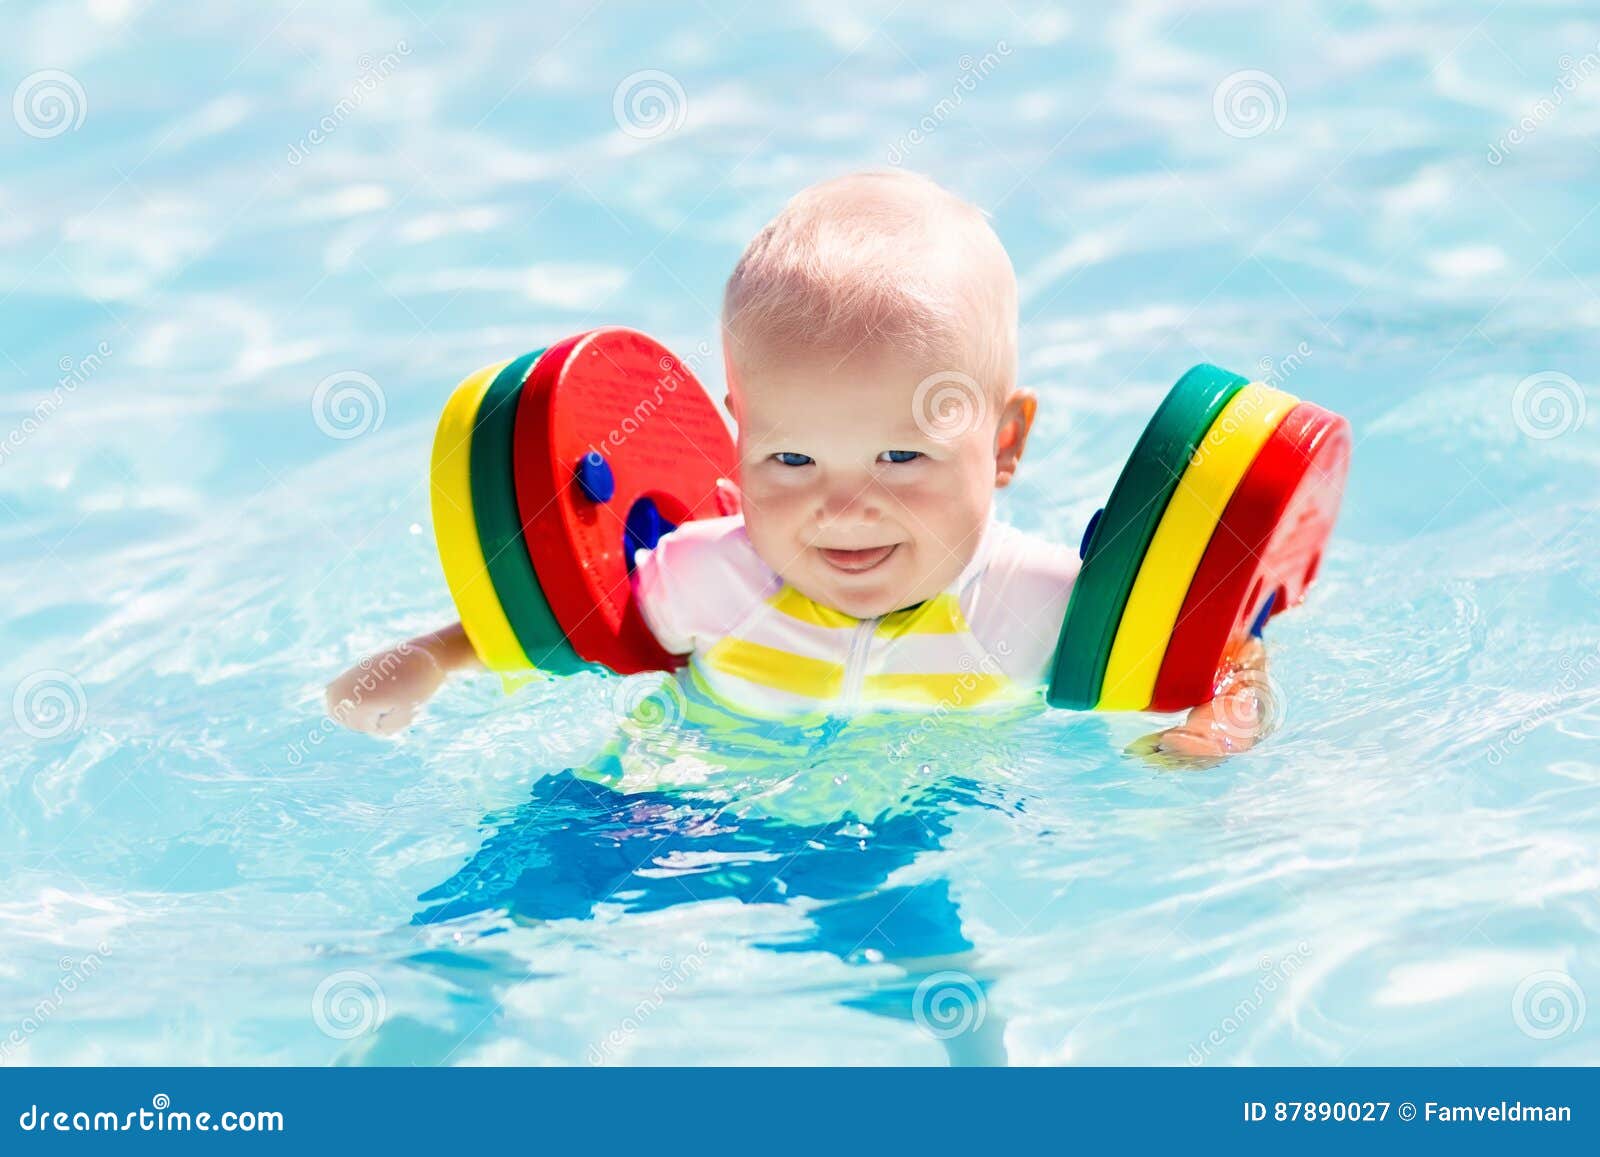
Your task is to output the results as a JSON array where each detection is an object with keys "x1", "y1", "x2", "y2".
[{"x1": 392, "y1": 680, "x2": 1042, "y2": 1064}]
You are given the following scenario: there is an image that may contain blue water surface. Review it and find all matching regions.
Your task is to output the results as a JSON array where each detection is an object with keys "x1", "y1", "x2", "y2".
[{"x1": 2, "y1": 0, "x2": 1598, "y2": 1065}]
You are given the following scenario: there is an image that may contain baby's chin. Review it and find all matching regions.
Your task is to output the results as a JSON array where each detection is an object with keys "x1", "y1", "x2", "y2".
[{"x1": 789, "y1": 558, "x2": 939, "y2": 619}]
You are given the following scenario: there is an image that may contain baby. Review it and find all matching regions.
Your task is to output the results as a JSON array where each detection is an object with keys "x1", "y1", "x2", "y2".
[{"x1": 326, "y1": 170, "x2": 1267, "y2": 757}]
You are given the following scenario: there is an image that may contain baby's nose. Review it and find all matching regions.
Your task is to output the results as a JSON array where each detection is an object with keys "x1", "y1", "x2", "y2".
[{"x1": 814, "y1": 479, "x2": 881, "y2": 527}]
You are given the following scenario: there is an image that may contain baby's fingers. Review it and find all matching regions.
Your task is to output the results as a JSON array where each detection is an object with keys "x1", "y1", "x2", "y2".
[{"x1": 325, "y1": 687, "x2": 410, "y2": 736}]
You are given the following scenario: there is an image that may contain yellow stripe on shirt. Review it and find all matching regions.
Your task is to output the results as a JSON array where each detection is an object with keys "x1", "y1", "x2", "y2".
[
  {"x1": 704, "y1": 637, "x2": 846, "y2": 700},
  {"x1": 862, "y1": 669, "x2": 1012, "y2": 707},
  {"x1": 876, "y1": 592, "x2": 967, "y2": 637}
]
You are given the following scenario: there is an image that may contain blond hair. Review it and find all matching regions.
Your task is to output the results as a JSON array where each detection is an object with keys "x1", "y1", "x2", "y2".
[{"x1": 722, "y1": 170, "x2": 1017, "y2": 399}]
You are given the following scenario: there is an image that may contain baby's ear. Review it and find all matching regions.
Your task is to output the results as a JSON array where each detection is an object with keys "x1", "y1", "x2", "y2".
[{"x1": 993, "y1": 389, "x2": 1037, "y2": 488}]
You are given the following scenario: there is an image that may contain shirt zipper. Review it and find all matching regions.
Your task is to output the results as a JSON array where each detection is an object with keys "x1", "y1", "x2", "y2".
[{"x1": 837, "y1": 615, "x2": 880, "y2": 714}]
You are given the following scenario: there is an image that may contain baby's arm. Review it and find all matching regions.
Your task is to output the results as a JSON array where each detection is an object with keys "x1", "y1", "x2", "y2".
[
  {"x1": 1149, "y1": 636, "x2": 1270, "y2": 758},
  {"x1": 975, "y1": 521, "x2": 1274, "y2": 758},
  {"x1": 324, "y1": 622, "x2": 479, "y2": 735}
]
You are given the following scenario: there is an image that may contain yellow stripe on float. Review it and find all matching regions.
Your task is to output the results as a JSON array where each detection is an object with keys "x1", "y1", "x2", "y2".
[
  {"x1": 429, "y1": 360, "x2": 527, "y2": 672},
  {"x1": 1098, "y1": 383, "x2": 1298, "y2": 710}
]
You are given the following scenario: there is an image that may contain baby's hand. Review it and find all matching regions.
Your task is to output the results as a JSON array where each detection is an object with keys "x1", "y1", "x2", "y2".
[
  {"x1": 1133, "y1": 638, "x2": 1273, "y2": 762},
  {"x1": 324, "y1": 623, "x2": 476, "y2": 735}
]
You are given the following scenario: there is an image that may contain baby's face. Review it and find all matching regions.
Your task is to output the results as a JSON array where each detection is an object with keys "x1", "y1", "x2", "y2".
[{"x1": 728, "y1": 343, "x2": 1031, "y2": 618}]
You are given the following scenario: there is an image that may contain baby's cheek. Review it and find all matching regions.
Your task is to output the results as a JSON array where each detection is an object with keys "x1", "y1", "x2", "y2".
[{"x1": 740, "y1": 478, "x2": 806, "y2": 527}]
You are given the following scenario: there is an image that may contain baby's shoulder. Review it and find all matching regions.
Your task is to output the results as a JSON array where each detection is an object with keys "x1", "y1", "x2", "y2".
[
  {"x1": 971, "y1": 519, "x2": 1081, "y2": 590},
  {"x1": 631, "y1": 515, "x2": 779, "y2": 653},
  {"x1": 958, "y1": 518, "x2": 1081, "y2": 685},
  {"x1": 645, "y1": 514, "x2": 770, "y2": 583}
]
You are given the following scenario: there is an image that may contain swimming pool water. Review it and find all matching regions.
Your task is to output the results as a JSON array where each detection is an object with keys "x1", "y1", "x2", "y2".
[{"x1": 2, "y1": 0, "x2": 1597, "y2": 1065}]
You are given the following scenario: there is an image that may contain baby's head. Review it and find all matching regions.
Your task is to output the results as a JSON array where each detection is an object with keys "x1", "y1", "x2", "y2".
[{"x1": 721, "y1": 170, "x2": 1035, "y2": 618}]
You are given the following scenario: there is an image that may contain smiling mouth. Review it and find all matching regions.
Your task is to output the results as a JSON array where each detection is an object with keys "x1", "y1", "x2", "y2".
[{"x1": 817, "y1": 543, "x2": 898, "y2": 574}]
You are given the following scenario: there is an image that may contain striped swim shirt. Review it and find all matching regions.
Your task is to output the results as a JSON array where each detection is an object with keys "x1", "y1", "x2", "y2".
[{"x1": 629, "y1": 514, "x2": 1079, "y2": 720}]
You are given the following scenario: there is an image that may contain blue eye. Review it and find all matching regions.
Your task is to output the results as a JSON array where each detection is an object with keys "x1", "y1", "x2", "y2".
[
  {"x1": 880, "y1": 450, "x2": 922, "y2": 464},
  {"x1": 773, "y1": 452, "x2": 813, "y2": 467}
]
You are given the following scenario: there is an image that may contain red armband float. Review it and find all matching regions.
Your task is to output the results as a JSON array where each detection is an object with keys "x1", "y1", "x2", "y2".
[
  {"x1": 1047, "y1": 364, "x2": 1350, "y2": 712},
  {"x1": 429, "y1": 328, "x2": 737, "y2": 676}
]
